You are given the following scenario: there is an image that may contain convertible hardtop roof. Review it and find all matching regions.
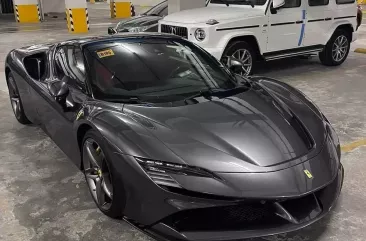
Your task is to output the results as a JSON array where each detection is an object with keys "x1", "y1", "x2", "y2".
[{"x1": 61, "y1": 32, "x2": 182, "y2": 48}]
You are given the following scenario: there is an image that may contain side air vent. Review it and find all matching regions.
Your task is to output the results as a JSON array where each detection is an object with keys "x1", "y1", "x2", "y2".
[{"x1": 146, "y1": 170, "x2": 181, "y2": 188}]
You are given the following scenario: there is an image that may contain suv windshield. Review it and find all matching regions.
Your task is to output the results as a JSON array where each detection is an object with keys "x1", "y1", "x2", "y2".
[
  {"x1": 85, "y1": 38, "x2": 238, "y2": 103},
  {"x1": 210, "y1": 0, "x2": 267, "y2": 6}
]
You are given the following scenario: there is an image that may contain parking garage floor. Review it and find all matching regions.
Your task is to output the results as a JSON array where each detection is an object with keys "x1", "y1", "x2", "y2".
[{"x1": 0, "y1": 3, "x2": 366, "y2": 241}]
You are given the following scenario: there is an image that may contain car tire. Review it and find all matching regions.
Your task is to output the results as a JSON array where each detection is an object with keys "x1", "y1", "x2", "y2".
[
  {"x1": 6, "y1": 73, "x2": 32, "y2": 125},
  {"x1": 82, "y1": 129, "x2": 126, "y2": 219},
  {"x1": 319, "y1": 29, "x2": 351, "y2": 66},
  {"x1": 222, "y1": 41, "x2": 256, "y2": 76}
]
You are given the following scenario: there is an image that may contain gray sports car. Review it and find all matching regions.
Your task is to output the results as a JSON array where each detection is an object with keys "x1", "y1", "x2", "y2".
[{"x1": 5, "y1": 33, "x2": 343, "y2": 241}]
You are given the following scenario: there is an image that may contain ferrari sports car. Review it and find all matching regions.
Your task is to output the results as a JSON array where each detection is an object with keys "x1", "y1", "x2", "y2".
[{"x1": 5, "y1": 33, "x2": 343, "y2": 241}]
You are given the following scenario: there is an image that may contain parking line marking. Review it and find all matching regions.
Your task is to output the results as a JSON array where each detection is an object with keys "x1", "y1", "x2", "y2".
[
  {"x1": 341, "y1": 139, "x2": 366, "y2": 153},
  {"x1": 354, "y1": 48, "x2": 366, "y2": 54}
]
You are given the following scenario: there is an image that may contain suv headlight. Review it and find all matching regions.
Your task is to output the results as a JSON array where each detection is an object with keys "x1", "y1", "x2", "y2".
[{"x1": 194, "y1": 28, "x2": 206, "y2": 41}]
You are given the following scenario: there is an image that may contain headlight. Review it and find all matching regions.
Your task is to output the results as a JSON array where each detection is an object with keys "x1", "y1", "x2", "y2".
[
  {"x1": 135, "y1": 157, "x2": 218, "y2": 188},
  {"x1": 194, "y1": 28, "x2": 206, "y2": 41},
  {"x1": 129, "y1": 26, "x2": 149, "y2": 32}
]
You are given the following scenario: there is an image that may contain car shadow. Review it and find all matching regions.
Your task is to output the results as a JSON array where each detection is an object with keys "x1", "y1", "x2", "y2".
[{"x1": 254, "y1": 55, "x2": 322, "y2": 77}]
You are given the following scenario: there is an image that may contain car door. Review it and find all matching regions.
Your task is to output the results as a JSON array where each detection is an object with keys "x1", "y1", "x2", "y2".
[
  {"x1": 36, "y1": 45, "x2": 88, "y2": 164},
  {"x1": 267, "y1": 0, "x2": 306, "y2": 52},
  {"x1": 303, "y1": 0, "x2": 337, "y2": 47}
]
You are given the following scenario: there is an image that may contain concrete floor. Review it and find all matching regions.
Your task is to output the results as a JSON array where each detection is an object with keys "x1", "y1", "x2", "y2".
[{"x1": 0, "y1": 2, "x2": 366, "y2": 241}]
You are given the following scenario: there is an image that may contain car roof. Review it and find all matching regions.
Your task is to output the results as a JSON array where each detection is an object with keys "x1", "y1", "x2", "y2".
[{"x1": 60, "y1": 32, "x2": 181, "y2": 48}]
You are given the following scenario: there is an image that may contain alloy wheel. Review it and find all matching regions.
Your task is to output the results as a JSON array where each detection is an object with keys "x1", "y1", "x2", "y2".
[
  {"x1": 8, "y1": 77, "x2": 22, "y2": 119},
  {"x1": 227, "y1": 49, "x2": 253, "y2": 76},
  {"x1": 83, "y1": 139, "x2": 113, "y2": 211},
  {"x1": 332, "y1": 35, "x2": 348, "y2": 62}
]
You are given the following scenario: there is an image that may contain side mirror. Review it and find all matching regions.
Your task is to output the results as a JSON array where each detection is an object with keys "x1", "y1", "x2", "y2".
[
  {"x1": 225, "y1": 56, "x2": 243, "y2": 71},
  {"x1": 48, "y1": 81, "x2": 69, "y2": 110},
  {"x1": 272, "y1": 0, "x2": 285, "y2": 10},
  {"x1": 108, "y1": 27, "x2": 117, "y2": 35}
]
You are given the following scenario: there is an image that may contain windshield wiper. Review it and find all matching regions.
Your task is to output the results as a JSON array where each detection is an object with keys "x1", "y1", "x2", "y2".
[
  {"x1": 107, "y1": 96, "x2": 151, "y2": 104},
  {"x1": 183, "y1": 89, "x2": 214, "y2": 104}
]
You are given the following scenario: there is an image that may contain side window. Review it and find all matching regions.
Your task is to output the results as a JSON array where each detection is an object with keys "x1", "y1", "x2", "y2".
[
  {"x1": 336, "y1": 0, "x2": 354, "y2": 4},
  {"x1": 54, "y1": 46, "x2": 86, "y2": 90},
  {"x1": 309, "y1": 0, "x2": 329, "y2": 6},
  {"x1": 283, "y1": 0, "x2": 301, "y2": 8}
]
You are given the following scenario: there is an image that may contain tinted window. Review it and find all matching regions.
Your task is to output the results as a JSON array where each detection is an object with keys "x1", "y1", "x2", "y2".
[
  {"x1": 85, "y1": 38, "x2": 238, "y2": 103},
  {"x1": 283, "y1": 0, "x2": 301, "y2": 8},
  {"x1": 210, "y1": 0, "x2": 267, "y2": 6},
  {"x1": 309, "y1": 0, "x2": 328, "y2": 6},
  {"x1": 54, "y1": 46, "x2": 86, "y2": 89},
  {"x1": 336, "y1": 0, "x2": 354, "y2": 4}
]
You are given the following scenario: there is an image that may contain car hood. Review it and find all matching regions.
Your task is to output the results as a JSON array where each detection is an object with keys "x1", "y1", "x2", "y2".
[
  {"x1": 123, "y1": 79, "x2": 327, "y2": 173},
  {"x1": 117, "y1": 15, "x2": 162, "y2": 30},
  {"x1": 162, "y1": 6, "x2": 263, "y2": 24}
]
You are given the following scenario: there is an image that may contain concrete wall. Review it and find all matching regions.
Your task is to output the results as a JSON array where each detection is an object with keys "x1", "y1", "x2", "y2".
[{"x1": 40, "y1": 0, "x2": 65, "y2": 13}]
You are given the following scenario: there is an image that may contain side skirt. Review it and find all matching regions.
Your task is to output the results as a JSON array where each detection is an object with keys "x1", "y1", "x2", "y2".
[{"x1": 263, "y1": 45, "x2": 324, "y2": 61}]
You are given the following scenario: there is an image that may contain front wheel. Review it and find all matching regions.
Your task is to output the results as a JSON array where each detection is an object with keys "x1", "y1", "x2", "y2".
[
  {"x1": 319, "y1": 29, "x2": 351, "y2": 66},
  {"x1": 222, "y1": 41, "x2": 256, "y2": 76},
  {"x1": 82, "y1": 130, "x2": 126, "y2": 218}
]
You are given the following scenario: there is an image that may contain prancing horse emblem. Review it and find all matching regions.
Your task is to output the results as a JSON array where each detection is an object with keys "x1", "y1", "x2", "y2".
[{"x1": 170, "y1": 26, "x2": 177, "y2": 35}]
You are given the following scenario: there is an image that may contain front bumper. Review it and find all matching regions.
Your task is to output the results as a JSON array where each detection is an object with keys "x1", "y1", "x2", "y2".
[
  {"x1": 148, "y1": 165, "x2": 344, "y2": 241},
  {"x1": 352, "y1": 31, "x2": 358, "y2": 42}
]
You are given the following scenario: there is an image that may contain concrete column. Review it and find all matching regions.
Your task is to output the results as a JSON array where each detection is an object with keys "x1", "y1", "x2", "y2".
[
  {"x1": 13, "y1": 0, "x2": 41, "y2": 23},
  {"x1": 65, "y1": 0, "x2": 89, "y2": 33},
  {"x1": 110, "y1": 0, "x2": 134, "y2": 18},
  {"x1": 168, "y1": 0, "x2": 206, "y2": 15}
]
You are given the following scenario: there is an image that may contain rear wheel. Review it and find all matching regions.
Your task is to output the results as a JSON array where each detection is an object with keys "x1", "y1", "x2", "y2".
[
  {"x1": 319, "y1": 29, "x2": 351, "y2": 66},
  {"x1": 82, "y1": 130, "x2": 126, "y2": 218},
  {"x1": 7, "y1": 73, "x2": 31, "y2": 125},
  {"x1": 222, "y1": 41, "x2": 256, "y2": 76}
]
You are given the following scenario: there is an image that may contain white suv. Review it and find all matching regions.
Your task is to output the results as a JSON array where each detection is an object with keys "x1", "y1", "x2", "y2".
[{"x1": 159, "y1": 0, "x2": 357, "y2": 75}]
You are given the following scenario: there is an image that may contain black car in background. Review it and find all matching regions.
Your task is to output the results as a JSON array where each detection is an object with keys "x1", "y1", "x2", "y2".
[{"x1": 108, "y1": 0, "x2": 167, "y2": 34}]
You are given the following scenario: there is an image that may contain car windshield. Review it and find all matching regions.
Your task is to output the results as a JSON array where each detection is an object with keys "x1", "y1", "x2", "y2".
[
  {"x1": 210, "y1": 0, "x2": 267, "y2": 6},
  {"x1": 143, "y1": 1, "x2": 167, "y2": 16},
  {"x1": 85, "y1": 38, "x2": 238, "y2": 103}
]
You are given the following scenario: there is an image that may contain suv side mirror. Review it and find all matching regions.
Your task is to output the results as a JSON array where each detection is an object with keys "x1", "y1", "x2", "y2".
[
  {"x1": 272, "y1": 0, "x2": 285, "y2": 10},
  {"x1": 108, "y1": 27, "x2": 117, "y2": 35}
]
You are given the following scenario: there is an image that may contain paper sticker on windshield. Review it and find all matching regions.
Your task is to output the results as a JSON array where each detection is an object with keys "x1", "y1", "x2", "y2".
[{"x1": 97, "y1": 49, "x2": 114, "y2": 58}]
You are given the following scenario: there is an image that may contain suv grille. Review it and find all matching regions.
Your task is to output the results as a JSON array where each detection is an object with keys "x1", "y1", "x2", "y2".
[{"x1": 161, "y1": 24, "x2": 188, "y2": 38}]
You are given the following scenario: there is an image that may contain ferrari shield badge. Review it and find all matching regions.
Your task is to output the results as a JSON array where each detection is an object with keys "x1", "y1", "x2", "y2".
[
  {"x1": 76, "y1": 109, "x2": 84, "y2": 121},
  {"x1": 304, "y1": 170, "x2": 313, "y2": 179},
  {"x1": 97, "y1": 49, "x2": 114, "y2": 58}
]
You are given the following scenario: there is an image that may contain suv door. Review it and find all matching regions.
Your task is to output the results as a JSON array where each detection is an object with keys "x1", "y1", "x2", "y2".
[
  {"x1": 267, "y1": 0, "x2": 306, "y2": 52},
  {"x1": 303, "y1": 0, "x2": 332, "y2": 46}
]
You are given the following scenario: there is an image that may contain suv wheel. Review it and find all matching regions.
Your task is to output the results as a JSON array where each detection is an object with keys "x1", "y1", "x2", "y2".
[
  {"x1": 319, "y1": 29, "x2": 351, "y2": 66},
  {"x1": 222, "y1": 41, "x2": 256, "y2": 76}
]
